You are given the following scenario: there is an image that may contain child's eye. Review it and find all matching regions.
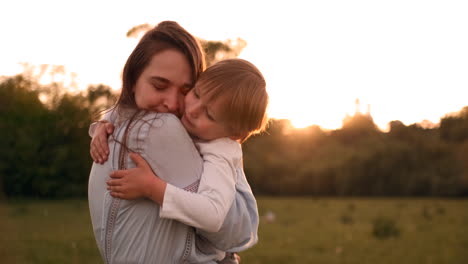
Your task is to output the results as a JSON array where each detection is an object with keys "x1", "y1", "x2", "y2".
[
  {"x1": 193, "y1": 89, "x2": 200, "y2": 99},
  {"x1": 206, "y1": 110, "x2": 215, "y2": 121},
  {"x1": 181, "y1": 86, "x2": 191, "y2": 95}
]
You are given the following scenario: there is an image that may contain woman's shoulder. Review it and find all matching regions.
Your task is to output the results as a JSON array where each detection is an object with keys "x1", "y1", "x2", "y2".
[
  {"x1": 118, "y1": 111, "x2": 202, "y2": 174},
  {"x1": 115, "y1": 112, "x2": 192, "y2": 152},
  {"x1": 138, "y1": 112, "x2": 187, "y2": 137},
  {"x1": 134, "y1": 112, "x2": 193, "y2": 147}
]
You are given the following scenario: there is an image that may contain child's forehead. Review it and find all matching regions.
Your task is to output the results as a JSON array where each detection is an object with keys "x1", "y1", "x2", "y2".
[
  {"x1": 196, "y1": 81, "x2": 224, "y2": 103},
  {"x1": 204, "y1": 95, "x2": 226, "y2": 113},
  {"x1": 200, "y1": 89, "x2": 228, "y2": 119}
]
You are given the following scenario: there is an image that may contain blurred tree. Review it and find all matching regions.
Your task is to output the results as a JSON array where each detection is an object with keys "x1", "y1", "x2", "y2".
[
  {"x1": 0, "y1": 75, "x2": 52, "y2": 197},
  {"x1": 456, "y1": 141, "x2": 468, "y2": 195},
  {"x1": 86, "y1": 84, "x2": 117, "y2": 119},
  {"x1": 198, "y1": 38, "x2": 246, "y2": 66},
  {"x1": 0, "y1": 73, "x2": 117, "y2": 198},
  {"x1": 439, "y1": 106, "x2": 468, "y2": 195},
  {"x1": 332, "y1": 112, "x2": 379, "y2": 144},
  {"x1": 126, "y1": 23, "x2": 152, "y2": 38},
  {"x1": 439, "y1": 106, "x2": 468, "y2": 142},
  {"x1": 243, "y1": 106, "x2": 466, "y2": 196}
]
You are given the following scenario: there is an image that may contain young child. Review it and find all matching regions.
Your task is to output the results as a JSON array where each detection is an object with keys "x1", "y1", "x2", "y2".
[{"x1": 97, "y1": 58, "x2": 268, "y2": 261}]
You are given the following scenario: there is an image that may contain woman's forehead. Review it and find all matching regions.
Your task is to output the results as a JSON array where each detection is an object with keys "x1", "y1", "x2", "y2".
[{"x1": 145, "y1": 49, "x2": 192, "y2": 86}]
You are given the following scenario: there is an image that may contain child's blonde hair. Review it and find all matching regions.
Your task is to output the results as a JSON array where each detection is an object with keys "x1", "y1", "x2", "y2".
[{"x1": 197, "y1": 58, "x2": 269, "y2": 142}]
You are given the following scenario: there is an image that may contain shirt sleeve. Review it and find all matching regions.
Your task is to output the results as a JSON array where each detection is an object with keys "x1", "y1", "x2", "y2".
[
  {"x1": 196, "y1": 168, "x2": 259, "y2": 252},
  {"x1": 160, "y1": 138, "x2": 241, "y2": 233}
]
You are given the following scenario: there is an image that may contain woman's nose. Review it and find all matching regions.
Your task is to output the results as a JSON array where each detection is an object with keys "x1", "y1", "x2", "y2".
[
  {"x1": 164, "y1": 91, "x2": 182, "y2": 114},
  {"x1": 165, "y1": 100, "x2": 178, "y2": 113}
]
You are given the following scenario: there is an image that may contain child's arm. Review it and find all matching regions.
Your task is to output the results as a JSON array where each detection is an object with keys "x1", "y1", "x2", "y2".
[
  {"x1": 89, "y1": 110, "x2": 115, "y2": 164},
  {"x1": 160, "y1": 139, "x2": 239, "y2": 232},
  {"x1": 197, "y1": 169, "x2": 259, "y2": 252}
]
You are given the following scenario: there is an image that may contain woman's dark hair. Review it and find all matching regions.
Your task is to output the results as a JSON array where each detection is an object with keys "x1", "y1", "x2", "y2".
[{"x1": 112, "y1": 21, "x2": 205, "y2": 169}]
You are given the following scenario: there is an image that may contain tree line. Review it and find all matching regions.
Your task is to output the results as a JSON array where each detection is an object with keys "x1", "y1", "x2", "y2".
[
  {"x1": 1, "y1": 73, "x2": 467, "y2": 198},
  {"x1": 243, "y1": 108, "x2": 468, "y2": 196}
]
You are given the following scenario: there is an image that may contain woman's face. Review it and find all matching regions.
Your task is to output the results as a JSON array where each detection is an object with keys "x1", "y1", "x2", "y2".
[{"x1": 134, "y1": 49, "x2": 192, "y2": 117}]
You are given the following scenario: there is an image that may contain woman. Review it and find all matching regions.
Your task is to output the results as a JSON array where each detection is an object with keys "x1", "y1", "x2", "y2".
[{"x1": 88, "y1": 21, "x2": 248, "y2": 263}]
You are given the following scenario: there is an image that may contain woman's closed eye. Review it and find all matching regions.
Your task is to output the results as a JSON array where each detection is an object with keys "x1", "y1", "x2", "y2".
[
  {"x1": 152, "y1": 82, "x2": 167, "y2": 91},
  {"x1": 150, "y1": 77, "x2": 169, "y2": 91}
]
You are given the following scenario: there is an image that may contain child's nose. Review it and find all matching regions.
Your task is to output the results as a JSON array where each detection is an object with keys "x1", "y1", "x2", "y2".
[{"x1": 188, "y1": 103, "x2": 201, "y2": 118}]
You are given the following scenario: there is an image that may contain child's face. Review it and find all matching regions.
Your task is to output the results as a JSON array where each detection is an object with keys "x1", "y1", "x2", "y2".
[
  {"x1": 181, "y1": 85, "x2": 233, "y2": 141},
  {"x1": 133, "y1": 49, "x2": 192, "y2": 117}
]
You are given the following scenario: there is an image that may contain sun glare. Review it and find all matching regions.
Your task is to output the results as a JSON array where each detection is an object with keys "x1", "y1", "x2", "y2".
[
  {"x1": 273, "y1": 107, "x2": 351, "y2": 130},
  {"x1": 290, "y1": 118, "x2": 314, "y2": 129},
  {"x1": 1, "y1": 1, "x2": 466, "y2": 132}
]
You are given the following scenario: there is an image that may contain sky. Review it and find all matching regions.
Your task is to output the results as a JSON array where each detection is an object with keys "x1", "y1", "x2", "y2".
[{"x1": 1, "y1": 0, "x2": 467, "y2": 130}]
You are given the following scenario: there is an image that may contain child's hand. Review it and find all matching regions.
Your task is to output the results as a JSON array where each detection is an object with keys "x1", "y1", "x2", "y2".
[
  {"x1": 218, "y1": 253, "x2": 241, "y2": 263},
  {"x1": 90, "y1": 121, "x2": 114, "y2": 164},
  {"x1": 107, "y1": 152, "x2": 166, "y2": 204}
]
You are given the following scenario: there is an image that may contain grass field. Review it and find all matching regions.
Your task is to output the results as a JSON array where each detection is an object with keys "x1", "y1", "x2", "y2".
[{"x1": 1, "y1": 197, "x2": 467, "y2": 264}]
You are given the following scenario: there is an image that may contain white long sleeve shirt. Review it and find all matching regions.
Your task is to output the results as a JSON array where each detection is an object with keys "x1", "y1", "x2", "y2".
[
  {"x1": 161, "y1": 138, "x2": 259, "y2": 252},
  {"x1": 161, "y1": 138, "x2": 240, "y2": 232}
]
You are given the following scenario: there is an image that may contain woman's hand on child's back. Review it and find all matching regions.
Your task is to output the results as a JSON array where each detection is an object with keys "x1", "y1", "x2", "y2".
[
  {"x1": 90, "y1": 121, "x2": 114, "y2": 164},
  {"x1": 107, "y1": 152, "x2": 167, "y2": 204}
]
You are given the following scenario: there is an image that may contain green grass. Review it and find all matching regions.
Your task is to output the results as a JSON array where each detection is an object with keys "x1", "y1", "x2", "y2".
[
  {"x1": 0, "y1": 199, "x2": 101, "y2": 264},
  {"x1": 1, "y1": 198, "x2": 467, "y2": 263}
]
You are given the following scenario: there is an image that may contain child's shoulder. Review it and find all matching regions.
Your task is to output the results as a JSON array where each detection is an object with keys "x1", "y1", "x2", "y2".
[
  {"x1": 197, "y1": 137, "x2": 240, "y2": 148},
  {"x1": 196, "y1": 138, "x2": 242, "y2": 160}
]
